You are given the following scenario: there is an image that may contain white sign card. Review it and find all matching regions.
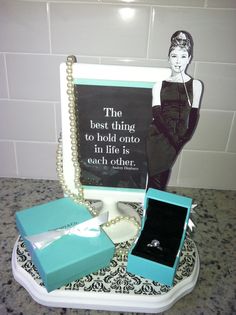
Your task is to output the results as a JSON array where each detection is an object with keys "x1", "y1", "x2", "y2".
[{"x1": 60, "y1": 63, "x2": 170, "y2": 212}]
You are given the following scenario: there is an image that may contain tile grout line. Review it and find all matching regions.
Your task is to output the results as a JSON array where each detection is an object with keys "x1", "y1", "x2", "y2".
[
  {"x1": 146, "y1": 6, "x2": 153, "y2": 60},
  {"x1": 1, "y1": 138, "x2": 235, "y2": 154},
  {"x1": 224, "y1": 112, "x2": 235, "y2": 152},
  {"x1": 46, "y1": 3, "x2": 53, "y2": 55},
  {"x1": 53, "y1": 102, "x2": 59, "y2": 142},
  {"x1": 0, "y1": 139, "x2": 58, "y2": 144},
  {"x1": 3, "y1": 54, "x2": 10, "y2": 99},
  {"x1": 13, "y1": 141, "x2": 19, "y2": 177},
  {"x1": 176, "y1": 151, "x2": 184, "y2": 187},
  {"x1": 2, "y1": 52, "x2": 236, "y2": 67},
  {"x1": 0, "y1": 97, "x2": 59, "y2": 104}
]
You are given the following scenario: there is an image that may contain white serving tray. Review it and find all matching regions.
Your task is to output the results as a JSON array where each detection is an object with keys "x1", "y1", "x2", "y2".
[{"x1": 12, "y1": 235, "x2": 199, "y2": 313}]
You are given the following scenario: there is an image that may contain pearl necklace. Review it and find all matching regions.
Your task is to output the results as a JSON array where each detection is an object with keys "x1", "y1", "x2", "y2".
[{"x1": 56, "y1": 55, "x2": 141, "y2": 257}]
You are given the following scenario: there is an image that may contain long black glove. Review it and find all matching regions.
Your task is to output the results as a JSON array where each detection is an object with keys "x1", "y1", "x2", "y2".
[{"x1": 152, "y1": 106, "x2": 179, "y2": 151}]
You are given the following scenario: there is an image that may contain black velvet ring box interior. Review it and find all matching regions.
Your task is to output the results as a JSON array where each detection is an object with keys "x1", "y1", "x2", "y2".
[{"x1": 127, "y1": 188, "x2": 192, "y2": 286}]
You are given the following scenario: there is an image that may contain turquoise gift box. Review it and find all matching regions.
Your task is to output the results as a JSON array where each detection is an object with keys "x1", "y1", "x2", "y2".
[
  {"x1": 127, "y1": 188, "x2": 192, "y2": 286},
  {"x1": 15, "y1": 197, "x2": 115, "y2": 292}
]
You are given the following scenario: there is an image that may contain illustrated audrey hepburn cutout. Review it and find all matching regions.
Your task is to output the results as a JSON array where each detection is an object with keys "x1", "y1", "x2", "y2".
[{"x1": 146, "y1": 30, "x2": 203, "y2": 190}]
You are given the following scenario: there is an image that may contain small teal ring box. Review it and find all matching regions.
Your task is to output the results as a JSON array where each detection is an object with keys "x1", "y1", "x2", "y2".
[{"x1": 127, "y1": 188, "x2": 192, "y2": 286}]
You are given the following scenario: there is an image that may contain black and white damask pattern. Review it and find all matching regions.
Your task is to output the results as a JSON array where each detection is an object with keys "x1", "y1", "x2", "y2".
[
  {"x1": 16, "y1": 237, "x2": 196, "y2": 295},
  {"x1": 16, "y1": 201, "x2": 196, "y2": 295}
]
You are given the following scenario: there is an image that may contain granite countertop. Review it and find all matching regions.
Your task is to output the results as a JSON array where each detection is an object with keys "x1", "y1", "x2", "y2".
[{"x1": 0, "y1": 178, "x2": 235, "y2": 315}]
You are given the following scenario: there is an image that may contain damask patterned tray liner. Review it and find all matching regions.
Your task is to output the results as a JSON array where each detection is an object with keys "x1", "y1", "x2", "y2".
[{"x1": 16, "y1": 236, "x2": 196, "y2": 296}]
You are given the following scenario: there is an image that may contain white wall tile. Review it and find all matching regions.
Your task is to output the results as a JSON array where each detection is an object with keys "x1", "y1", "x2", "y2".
[
  {"x1": 0, "y1": 54, "x2": 8, "y2": 98},
  {"x1": 0, "y1": 0, "x2": 49, "y2": 53},
  {"x1": 50, "y1": 3, "x2": 150, "y2": 57},
  {"x1": 6, "y1": 54, "x2": 99, "y2": 102},
  {"x1": 185, "y1": 110, "x2": 233, "y2": 151},
  {"x1": 178, "y1": 150, "x2": 236, "y2": 190},
  {"x1": 0, "y1": 141, "x2": 17, "y2": 177},
  {"x1": 101, "y1": 0, "x2": 205, "y2": 5},
  {"x1": 149, "y1": 7, "x2": 236, "y2": 63},
  {"x1": 101, "y1": 58, "x2": 169, "y2": 68},
  {"x1": 227, "y1": 114, "x2": 236, "y2": 153},
  {"x1": 100, "y1": 57, "x2": 195, "y2": 77},
  {"x1": 16, "y1": 142, "x2": 58, "y2": 179},
  {"x1": 0, "y1": 100, "x2": 56, "y2": 142},
  {"x1": 28, "y1": 0, "x2": 205, "y2": 4},
  {"x1": 207, "y1": 0, "x2": 236, "y2": 8},
  {"x1": 195, "y1": 63, "x2": 236, "y2": 111},
  {"x1": 6, "y1": 54, "x2": 64, "y2": 101}
]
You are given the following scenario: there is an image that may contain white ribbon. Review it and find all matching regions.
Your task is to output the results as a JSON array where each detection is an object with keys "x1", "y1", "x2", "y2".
[
  {"x1": 188, "y1": 204, "x2": 197, "y2": 231},
  {"x1": 25, "y1": 211, "x2": 109, "y2": 250}
]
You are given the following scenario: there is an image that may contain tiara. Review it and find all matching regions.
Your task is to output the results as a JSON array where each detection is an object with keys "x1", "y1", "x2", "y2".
[{"x1": 171, "y1": 32, "x2": 191, "y2": 47}]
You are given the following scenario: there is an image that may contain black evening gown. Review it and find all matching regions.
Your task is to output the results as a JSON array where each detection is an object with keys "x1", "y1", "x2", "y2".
[{"x1": 146, "y1": 78, "x2": 199, "y2": 190}]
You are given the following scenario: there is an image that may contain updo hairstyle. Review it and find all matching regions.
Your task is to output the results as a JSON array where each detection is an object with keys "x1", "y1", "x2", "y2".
[{"x1": 168, "y1": 30, "x2": 193, "y2": 58}]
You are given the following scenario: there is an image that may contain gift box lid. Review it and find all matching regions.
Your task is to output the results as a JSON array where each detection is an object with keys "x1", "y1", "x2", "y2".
[
  {"x1": 143, "y1": 188, "x2": 192, "y2": 223},
  {"x1": 131, "y1": 188, "x2": 192, "y2": 268},
  {"x1": 15, "y1": 197, "x2": 115, "y2": 291}
]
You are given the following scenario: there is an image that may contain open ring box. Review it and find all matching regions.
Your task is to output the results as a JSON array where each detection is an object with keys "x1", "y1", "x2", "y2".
[{"x1": 127, "y1": 188, "x2": 192, "y2": 286}]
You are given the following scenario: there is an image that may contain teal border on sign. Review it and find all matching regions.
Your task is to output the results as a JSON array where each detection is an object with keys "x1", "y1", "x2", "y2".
[{"x1": 74, "y1": 78, "x2": 155, "y2": 89}]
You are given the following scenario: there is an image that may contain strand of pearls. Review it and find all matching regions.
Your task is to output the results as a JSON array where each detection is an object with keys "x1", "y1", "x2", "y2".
[
  {"x1": 56, "y1": 55, "x2": 141, "y2": 257},
  {"x1": 56, "y1": 55, "x2": 97, "y2": 216},
  {"x1": 104, "y1": 215, "x2": 140, "y2": 257}
]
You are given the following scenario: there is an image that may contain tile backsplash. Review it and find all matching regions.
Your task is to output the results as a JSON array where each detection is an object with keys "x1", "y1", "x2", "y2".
[{"x1": 0, "y1": 0, "x2": 235, "y2": 190}]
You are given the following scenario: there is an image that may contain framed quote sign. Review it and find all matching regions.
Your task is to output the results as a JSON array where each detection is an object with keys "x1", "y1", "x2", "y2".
[
  {"x1": 74, "y1": 79, "x2": 152, "y2": 189},
  {"x1": 60, "y1": 63, "x2": 170, "y2": 213}
]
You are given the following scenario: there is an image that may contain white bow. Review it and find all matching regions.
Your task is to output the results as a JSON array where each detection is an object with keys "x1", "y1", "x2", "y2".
[
  {"x1": 188, "y1": 204, "x2": 197, "y2": 231},
  {"x1": 25, "y1": 211, "x2": 109, "y2": 250}
]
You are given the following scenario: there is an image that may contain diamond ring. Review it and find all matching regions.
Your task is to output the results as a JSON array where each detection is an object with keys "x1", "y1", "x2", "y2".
[{"x1": 147, "y1": 239, "x2": 163, "y2": 250}]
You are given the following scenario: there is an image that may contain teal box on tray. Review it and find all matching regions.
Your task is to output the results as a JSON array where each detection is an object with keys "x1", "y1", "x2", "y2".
[
  {"x1": 127, "y1": 188, "x2": 192, "y2": 286},
  {"x1": 15, "y1": 198, "x2": 115, "y2": 292}
]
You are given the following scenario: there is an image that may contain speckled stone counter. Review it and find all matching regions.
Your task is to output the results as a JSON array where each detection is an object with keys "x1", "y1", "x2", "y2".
[{"x1": 0, "y1": 178, "x2": 235, "y2": 315}]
